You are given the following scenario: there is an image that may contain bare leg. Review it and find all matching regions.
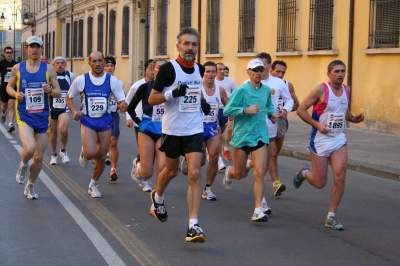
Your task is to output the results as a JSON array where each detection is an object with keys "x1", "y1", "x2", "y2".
[{"x1": 186, "y1": 152, "x2": 203, "y2": 220}]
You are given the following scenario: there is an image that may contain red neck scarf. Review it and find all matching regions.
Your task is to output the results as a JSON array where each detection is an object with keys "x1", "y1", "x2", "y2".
[{"x1": 176, "y1": 54, "x2": 196, "y2": 68}]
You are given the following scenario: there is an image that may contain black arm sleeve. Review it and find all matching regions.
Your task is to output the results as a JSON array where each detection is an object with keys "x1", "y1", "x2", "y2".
[
  {"x1": 127, "y1": 83, "x2": 147, "y2": 125},
  {"x1": 153, "y1": 62, "x2": 176, "y2": 92}
]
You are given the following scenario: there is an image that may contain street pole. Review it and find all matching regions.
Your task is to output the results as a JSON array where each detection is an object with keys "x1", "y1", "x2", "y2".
[{"x1": 13, "y1": 0, "x2": 15, "y2": 59}]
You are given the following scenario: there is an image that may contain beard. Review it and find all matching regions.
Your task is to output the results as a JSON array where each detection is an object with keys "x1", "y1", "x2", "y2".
[{"x1": 184, "y1": 54, "x2": 195, "y2": 61}]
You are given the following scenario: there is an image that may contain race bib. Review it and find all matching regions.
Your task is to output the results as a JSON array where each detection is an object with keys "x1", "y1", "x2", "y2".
[
  {"x1": 204, "y1": 103, "x2": 218, "y2": 123},
  {"x1": 25, "y1": 88, "x2": 44, "y2": 113},
  {"x1": 110, "y1": 95, "x2": 118, "y2": 112},
  {"x1": 327, "y1": 113, "x2": 345, "y2": 136},
  {"x1": 4, "y1": 71, "x2": 11, "y2": 82},
  {"x1": 88, "y1": 97, "x2": 107, "y2": 118},
  {"x1": 152, "y1": 103, "x2": 165, "y2": 122},
  {"x1": 277, "y1": 98, "x2": 283, "y2": 112},
  {"x1": 53, "y1": 92, "x2": 66, "y2": 109},
  {"x1": 179, "y1": 86, "x2": 200, "y2": 112}
]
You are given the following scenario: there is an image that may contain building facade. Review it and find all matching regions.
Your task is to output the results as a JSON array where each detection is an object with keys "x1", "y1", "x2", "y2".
[{"x1": 21, "y1": 0, "x2": 400, "y2": 135}]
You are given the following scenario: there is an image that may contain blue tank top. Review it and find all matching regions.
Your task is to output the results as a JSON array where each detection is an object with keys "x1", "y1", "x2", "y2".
[
  {"x1": 50, "y1": 71, "x2": 71, "y2": 111},
  {"x1": 16, "y1": 61, "x2": 50, "y2": 128},
  {"x1": 82, "y1": 72, "x2": 112, "y2": 118}
]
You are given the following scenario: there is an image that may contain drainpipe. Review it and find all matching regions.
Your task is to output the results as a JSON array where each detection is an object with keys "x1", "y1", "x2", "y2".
[
  {"x1": 347, "y1": 0, "x2": 354, "y2": 89},
  {"x1": 197, "y1": 0, "x2": 201, "y2": 64},
  {"x1": 105, "y1": 1, "x2": 108, "y2": 55},
  {"x1": 71, "y1": 1, "x2": 74, "y2": 72},
  {"x1": 144, "y1": 0, "x2": 149, "y2": 61}
]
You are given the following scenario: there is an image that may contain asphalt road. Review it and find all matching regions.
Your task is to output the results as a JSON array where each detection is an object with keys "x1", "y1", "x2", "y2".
[{"x1": 0, "y1": 110, "x2": 399, "y2": 266}]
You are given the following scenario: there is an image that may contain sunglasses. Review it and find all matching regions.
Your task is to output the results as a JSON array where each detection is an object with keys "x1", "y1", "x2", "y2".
[
  {"x1": 5, "y1": 52, "x2": 12, "y2": 54},
  {"x1": 250, "y1": 68, "x2": 264, "y2": 73}
]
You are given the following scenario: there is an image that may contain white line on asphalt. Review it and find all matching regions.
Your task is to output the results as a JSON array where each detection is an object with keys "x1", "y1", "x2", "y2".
[{"x1": 2, "y1": 124, "x2": 126, "y2": 266}]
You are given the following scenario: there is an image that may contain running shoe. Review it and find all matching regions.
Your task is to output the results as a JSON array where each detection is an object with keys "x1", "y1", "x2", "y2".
[
  {"x1": 79, "y1": 151, "x2": 89, "y2": 168},
  {"x1": 91, "y1": 159, "x2": 95, "y2": 164},
  {"x1": 16, "y1": 164, "x2": 29, "y2": 184},
  {"x1": 0, "y1": 114, "x2": 5, "y2": 124},
  {"x1": 261, "y1": 201, "x2": 272, "y2": 215},
  {"x1": 59, "y1": 150, "x2": 70, "y2": 163},
  {"x1": 50, "y1": 155, "x2": 57, "y2": 165},
  {"x1": 110, "y1": 168, "x2": 119, "y2": 181},
  {"x1": 105, "y1": 154, "x2": 111, "y2": 165},
  {"x1": 218, "y1": 161, "x2": 226, "y2": 171},
  {"x1": 273, "y1": 180, "x2": 286, "y2": 197},
  {"x1": 180, "y1": 157, "x2": 188, "y2": 175},
  {"x1": 223, "y1": 166, "x2": 233, "y2": 190},
  {"x1": 252, "y1": 208, "x2": 269, "y2": 222},
  {"x1": 7, "y1": 123, "x2": 15, "y2": 133},
  {"x1": 293, "y1": 163, "x2": 309, "y2": 189},
  {"x1": 185, "y1": 224, "x2": 206, "y2": 243},
  {"x1": 131, "y1": 158, "x2": 143, "y2": 185},
  {"x1": 222, "y1": 147, "x2": 232, "y2": 161},
  {"x1": 88, "y1": 183, "x2": 102, "y2": 198},
  {"x1": 325, "y1": 216, "x2": 344, "y2": 230},
  {"x1": 149, "y1": 190, "x2": 168, "y2": 222},
  {"x1": 24, "y1": 184, "x2": 38, "y2": 200},
  {"x1": 141, "y1": 180, "x2": 152, "y2": 192},
  {"x1": 202, "y1": 187, "x2": 217, "y2": 201}
]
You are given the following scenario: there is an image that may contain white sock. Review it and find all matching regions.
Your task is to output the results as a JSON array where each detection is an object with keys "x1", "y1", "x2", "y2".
[
  {"x1": 302, "y1": 169, "x2": 309, "y2": 177},
  {"x1": 154, "y1": 192, "x2": 164, "y2": 204},
  {"x1": 189, "y1": 219, "x2": 198, "y2": 228},
  {"x1": 90, "y1": 180, "x2": 97, "y2": 186},
  {"x1": 328, "y1": 212, "x2": 335, "y2": 218},
  {"x1": 20, "y1": 161, "x2": 28, "y2": 167},
  {"x1": 261, "y1": 197, "x2": 266, "y2": 204}
]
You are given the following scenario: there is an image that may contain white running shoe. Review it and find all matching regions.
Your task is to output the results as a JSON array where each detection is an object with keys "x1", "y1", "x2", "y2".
[
  {"x1": 223, "y1": 166, "x2": 233, "y2": 190},
  {"x1": 261, "y1": 201, "x2": 272, "y2": 215},
  {"x1": 140, "y1": 180, "x2": 152, "y2": 192},
  {"x1": 218, "y1": 157, "x2": 226, "y2": 171},
  {"x1": 24, "y1": 184, "x2": 38, "y2": 199},
  {"x1": 88, "y1": 183, "x2": 102, "y2": 198},
  {"x1": 105, "y1": 153, "x2": 111, "y2": 165},
  {"x1": 59, "y1": 150, "x2": 70, "y2": 163},
  {"x1": 79, "y1": 151, "x2": 89, "y2": 168},
  {"x1": 16, "y1": 164, "x2": 29, "y2": 184},
  {"x1": 252, "y1": 207, "x2": 268, "y2": 222},
  {"x1": 202, "y1": 187, "x2": 217, "y2": 201},
  {"x1": 181, "y1": 157, "x2": 188, "y2": 175},
  {"x1": 50, "y1": 155, "x2": 57, "y2": 165},
  {"x1": 131, "y1": 158, "x2": 143, "y2": 184}
]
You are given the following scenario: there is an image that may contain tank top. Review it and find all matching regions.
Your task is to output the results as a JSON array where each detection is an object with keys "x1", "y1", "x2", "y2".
[
  {"x1": 81, "y1": 72, "x2": 112, "y2": 118},
  {"x1": 50, "y1": 71, "x2": 72, "y2": 111},
  {"x1": 201, "y1": 84, "x2": 221, "y2": 123}
]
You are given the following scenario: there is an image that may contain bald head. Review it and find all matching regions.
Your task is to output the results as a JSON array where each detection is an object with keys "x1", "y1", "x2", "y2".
[{"x1": 88, "y1": 51, "x2": 105, "y2": 77}]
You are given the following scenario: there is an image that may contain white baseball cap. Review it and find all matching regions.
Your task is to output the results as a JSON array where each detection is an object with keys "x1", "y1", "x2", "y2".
[
  {"x1": 53, "y1": 56, "x2": 67, "y2": 63},
  {"x1": 247, "y1": 59, "x2": 265, "y2": 70},
  {"x1": 26, "y1": 36, "x2": 43, "y2": 46}
]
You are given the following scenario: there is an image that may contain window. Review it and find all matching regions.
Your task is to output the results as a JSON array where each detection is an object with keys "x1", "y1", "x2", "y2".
[
  {"x1": 121, "y1": 6, "x2": 129, "y2": 55},
  {"x1": 87, "y1": 16, "x2": 93, "y2": 56},
  {"x1": 238, "y1": 0, "x2": 255, "y2": 53},
  {"x1": 17, "y1": 31, "x2": 22, "y2": 45},
  {"x1": 157, "y1": 0, "x2": 168, "y2": 55},
  {"x1": 277, "y1": 0, "x2": 299, "y2": 51},
  {"x1": 308, "y1": 0, "x2": 334, "y2": 51},
  {"x1": 368, "y1": 0, "x2": 400, "y2": 48},
  {"x1": 78, "y1": 19, "x2": 84, "y2": 57},
  {"x1": 180, "y1": 0, "x2": 192, "y2": 29},
  {"x1": 206, "y1": 0, "x2": 220, "y2": 54},
  {"x1": 66, "y1": 22, "x2": 70, "y2": 57},
  {"x1": 73, "y1": 21, "x2": 78, "y2": 57},
  {"x1": 109, "y1": 10, "x2": 116, "y2": 55},
  {"x1": 98, "y1": 13, "x2": 104, "y2": 52},
  {"x1": 0, "y1": 31, "x2": 5, "y2": 45}
]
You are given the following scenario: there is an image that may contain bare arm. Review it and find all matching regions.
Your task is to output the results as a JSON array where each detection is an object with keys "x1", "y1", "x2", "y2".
[
  {"x1": 47, "y1": 65, "x2": 61, "y2": 98},
  {"x1": 6, "y1": 65, "x2": 22, "y2": 101},
  {"x1": 148, "y1": 89, "x2": 167, "y2": 106},
  {"x1": 288, "y1": 82, "x2": 299, "y2": 112},
  {"x1": 219, "y1": 86, "x2": 229, "y2": 106},
  {"x1": 344, "y1": 86, "x2": 364, "y2": 123}
]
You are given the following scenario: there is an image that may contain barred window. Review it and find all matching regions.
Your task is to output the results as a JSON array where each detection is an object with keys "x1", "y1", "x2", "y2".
[
  {"x1": 66, "y1": 23, "x2": 70, "y2": 57},
  {"x1": 308, "y1": 0, "x2": 334, "y2": 51},
  {"x1": 180, "y1": 0, "x2": 192, "y2": 29},
  {"x1": 206, "y1": 0, "x2": 220, "y2": 54},
  {"x1": 157, "y1": 0, "x2": 168, "y2": 55},
  {"x1": 238, "y1": 0, "x2": 255, "y2": 53},
  {"x1": 87, "y1": 17, "x2": 93, "y2": 56},
  {"x1": 368, "y1": 0, "x2": 400, "y2": 48},
  {"x1": 47, "y1": 32, "x2": 50, "y2": 58},
  {"x1": 45, "y1": 33, "x2": 48, "y2": 57},
  {"x1": 98, "y1": 13, "x2": 104, "y2": 53},
  {"x1": 277, "y1": 0, "x2": 299, "y2": 52},
  {"x1": 78, "y1": 19, "x2": 84, "y2": 57},
  {"x1": 109, "y1": 10, "x2": 116, "y2": 55},
  {"x1": 121, "y1": 6, "x2": 130, "y2": 55},
  {"x1": 52, "y1": 31, "x2": 55, "y2": 58},
  {"x1": 73, "y1": 21, "x2": 78, "y2": 57}
]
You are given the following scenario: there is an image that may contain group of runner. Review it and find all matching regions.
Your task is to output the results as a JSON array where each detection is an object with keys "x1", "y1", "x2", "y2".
[{"x1": 1, "y1": 28, "x2": 365, "y2": 243}]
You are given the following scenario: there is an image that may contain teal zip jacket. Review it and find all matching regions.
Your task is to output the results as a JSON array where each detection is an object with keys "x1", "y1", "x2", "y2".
[{"x1": 223, "y1": 82, "x2": 275, "y2": 148}]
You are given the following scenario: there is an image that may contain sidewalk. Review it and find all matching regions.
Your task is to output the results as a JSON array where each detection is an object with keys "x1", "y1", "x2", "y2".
[{"x1": 281, "y1": 119, "x2": 400, "y2": 181}]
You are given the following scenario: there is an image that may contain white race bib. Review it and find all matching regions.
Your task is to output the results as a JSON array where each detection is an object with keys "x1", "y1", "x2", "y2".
[
  {"x1": 25, "y1": 88, "x2": 44, "y2": 113},
  {"x1": 53, "y1": 92, "x2": 66, "y2": 109},
  {"x1": 179, "y1": 86, "x2": 200, "y2": 112},
  {"x1": 4, "y1": 71, "x2": 11, "y2": 82},
  {"x1": 110, "y1": 95, "x2": 118, "y2": 112},
  {"x1": 203, "y1": 103, "x2": 218, "y2": 123},
  {"x1": 88, "y1": 97, "x2": 107, "y2": 118},
  {"x1": 327, "y1": 113, "x2": 345, "y2": 136},
  {"x1": 152, "y1": 103, "x2": 165, "y2": 122}
]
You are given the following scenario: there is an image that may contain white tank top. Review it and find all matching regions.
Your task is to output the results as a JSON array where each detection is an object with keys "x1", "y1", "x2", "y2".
[
  {"x1": 162, "y1": 60, "x2": 203, "y2": 135},
  {"x1": 201, "y1": 84, "x2": 221, "y2": 123}
]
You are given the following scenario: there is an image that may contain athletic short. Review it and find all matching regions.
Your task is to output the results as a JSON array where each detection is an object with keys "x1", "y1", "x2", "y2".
[
  {"x1": 111, "y1": 112, "x2": 120, "y2": 138},
  {"x1": 203, "y1": 122, "x2": 219, "y2": 142},
  {"x1": 0, "y1": 86, "x2": 15, "y2": 103},
  {"x1": 218, "y1": 109, "x2": 228, "y2": 127},
  {"x1": 276, "y1": 118, "x2": 289, "y2": 138},
  {"x1": 17, "y1": 119, "x2": 49, "y2": 133},
  {"x1": 309, "y1": 133, "x2": 347, "y2": 157},
  {"x1": 50, "y1": 110, "x2": 69, "y2": 120},
  {"x1": 159, "y1": 132, "x2": 204, "y2": 159},
  {"x1": 140, "y1": 131, "x2": 161, "y2": 143},
  {"x1": 81, "y1": 113, "x2": 112, "y2": 133},
  {"x1": 269, "y1": 137, "x2": 276, "y2": 143},
  {"x1": 240, "y1": 140, "x2": 266, "y2": 155}
]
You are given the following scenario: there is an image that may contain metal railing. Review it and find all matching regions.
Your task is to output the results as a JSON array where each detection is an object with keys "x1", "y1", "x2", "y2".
[
  {"x1": 238, "y1": 0, "x2": 255, "y2": 53},
  {"x1": 277, "y1": 0, "x2": 298, "y2": 52},
  {"x1": 308, "y1": 0, "x2": 334, "y2": 51},
  {"x1": 206, "y1": 0, "x2": 220, "y2": 54}
]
